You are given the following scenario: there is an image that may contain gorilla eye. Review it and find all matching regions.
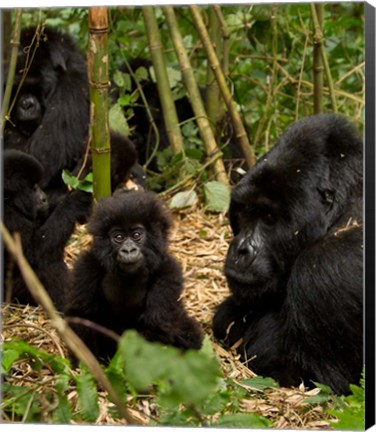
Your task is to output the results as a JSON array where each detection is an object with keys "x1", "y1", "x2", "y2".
[
  {"x1": 132, "y1": 231, "x2": 142, "y2": 241},
  {"x1": 262, "y1": 211, "x2": 276, "y2": 225},
  {"x1": 113, "y1": 232, "x2": 125, "y2": 243}
]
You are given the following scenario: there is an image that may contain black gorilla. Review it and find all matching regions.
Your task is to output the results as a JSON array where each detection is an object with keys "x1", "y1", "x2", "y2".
[
  {"x1": 4, "y1": 27, "x2": 143, "y2": 197},
  {"x1": 64, "y1": 190, "x2": 203, "y2": 362},
  {"x1": 212, "y1": 114, "x2": 363, "y2": 395},
  {"x1": 3, "y1": 150, "x2": 92, "y2": 311}
]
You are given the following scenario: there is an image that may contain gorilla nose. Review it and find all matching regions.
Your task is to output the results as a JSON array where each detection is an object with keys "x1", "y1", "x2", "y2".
[
  {"x1": 21, "y1": 96, "x2": 35, "y2": 109},
  {"x1": 232, "y1": 236, "x2": 258, "y2": 264}
]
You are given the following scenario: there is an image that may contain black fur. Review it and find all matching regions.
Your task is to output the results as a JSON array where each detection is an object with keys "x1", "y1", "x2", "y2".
[
  {"x1": 4, "y1": 27, "x2": 142, "y2": 197},
  {"x1": 64, "y1": 190, "x2": 203, "y2": 362},
  {"x1": 212, "y1": 113, "x2": 363, "y2": 395},
  {"x1": 3, "y1": 150, "x2": 92, "y2": 311}
]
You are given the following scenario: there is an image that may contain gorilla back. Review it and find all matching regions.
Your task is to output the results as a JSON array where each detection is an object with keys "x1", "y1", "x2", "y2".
[{"x1": 212, "y1": 113, "x2": 363, "y2": 395}]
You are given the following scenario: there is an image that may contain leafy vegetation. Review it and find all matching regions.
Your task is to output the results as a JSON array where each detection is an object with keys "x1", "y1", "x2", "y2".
[
  {"x1": 2, "y1": 4, "x2": 366, "y2": 426},
  {"x1": 8, "y1": 3, "x2": 364, "y2": 209},
  {"x1": 2, "y1": 331, "x2": 271, "y2": 427}
]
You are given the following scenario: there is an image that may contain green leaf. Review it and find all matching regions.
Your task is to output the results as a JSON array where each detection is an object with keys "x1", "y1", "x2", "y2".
[
  {"x1": 119, "y1": 331, "x2": 179, "y2": 390},
  {"x1": 241, "y1": 376, "x2": 278, "y2": 391},
  {"x1": 166, "y1": 67, "x2": 182, "y2": 89},
  {"x1": 2, "y1": 384, "x2": 41, "y2": 422},
  {"x1": 62, "y1": 169, "x2": 80, "y2": 189},
  {"x1": 52, "y1": 394, "x2": 72, "y2": 424},
  {"x1": 62, "y1": 170, "x2": 93, "y2": 194},
  {"x1": 2, "y1": 349, "x2": 22, "y2": 373},
  {"x1": 203, "y1": 181, "x2": 231, "y2": 214},
  {"x1": 134, "y1": 66, "x2": 149, "y2": 83},
  {"x1": 328, "y1": 408, "x2": 365, "y2": 430},
  {"x1": 118, "y1": 331, "x2": 221, "y2": 407},
  {"x1": 215, "y1": 413, "x2": 271, "y2": 428},
  {"x1": 75, "y1": 366, "x2": 99, "y2": 422},
  {"x1": 109, "y1": 104, "x2": 130, "y2": 136},
  {"x1": 169, "y1": 190, "x2": 198, "y2": 209},
  {"x1": 113, "y1": 70, "x2": 131, "y2": 91},
  {"x1": 117, "y1": 94, "x2": 132, "y2": 107}
]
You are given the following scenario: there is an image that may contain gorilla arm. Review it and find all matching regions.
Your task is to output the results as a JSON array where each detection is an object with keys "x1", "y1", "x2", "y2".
[{"x1": 139, "y1": 256, "x2": 203, "y2": 350}]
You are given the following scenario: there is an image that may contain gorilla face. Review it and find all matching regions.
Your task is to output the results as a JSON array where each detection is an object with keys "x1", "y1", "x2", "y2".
[
  {"x1": 225, "y1": 156, "x2": 334, "y2": 303},
  {"x1": 15, "y1": 92, "x2": 43, "y2": 123},
  {"x1": 109, "y1": 225, "x2": 146, "y2": 272}
]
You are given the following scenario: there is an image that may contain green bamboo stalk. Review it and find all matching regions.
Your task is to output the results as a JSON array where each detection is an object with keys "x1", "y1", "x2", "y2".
[
  {"x1": 312, "y1": 3, "x2": 324, "y2": 113},
  {"x1": 213, "y1": 5, "x2": 230, "y2": 77},
  {"x1": 1, "y1": 9, "x2": 22, "y2": 133},
  {"x1": 205, "y1": 7, "x2": 224, "y2": 141},
  {"x1": 142, "y1": 6, "x2": 184, "y2": 156},
  {"x1": 189, "y1": 5, "x2": 255, "y2": 168},
  {"x1": 311, "y1": 4, "x2": 338, "y2": 113},
  {"x1": 162, "y1": 6, "x2": 229, "y2": 185},
  {"x1": 88, "y1": 7, "x2": 111, "y2": 200}
]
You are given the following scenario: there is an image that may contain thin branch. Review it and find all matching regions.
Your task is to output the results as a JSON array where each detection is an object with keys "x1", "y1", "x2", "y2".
[
  {"x1": 189, "y1": 5, "x2": 255, "y2": 168},
  {"x1": 311, "y1": 3, "x2": 337, "y2": 112},
  {"x1": 163, "y1": 6, "x2": 229, "y2": 185},
  {"x1": 1, "y1": 9, "x2": 22, "y2": 133}
]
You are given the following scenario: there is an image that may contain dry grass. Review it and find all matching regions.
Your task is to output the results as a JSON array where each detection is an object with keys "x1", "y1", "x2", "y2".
[{"x1": 1, "y1": 204, "x2": 334, "y2": 428}]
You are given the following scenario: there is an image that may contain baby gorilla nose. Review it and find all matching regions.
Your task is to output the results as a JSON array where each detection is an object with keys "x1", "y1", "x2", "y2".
[{"x1": 119, "y1": 238, "x2": 142, "y2": 264}]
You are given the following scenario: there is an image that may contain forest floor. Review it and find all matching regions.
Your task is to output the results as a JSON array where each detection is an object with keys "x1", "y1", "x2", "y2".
[{"x1": 1, "y1": 204, "x2": 335, "y2": 428}]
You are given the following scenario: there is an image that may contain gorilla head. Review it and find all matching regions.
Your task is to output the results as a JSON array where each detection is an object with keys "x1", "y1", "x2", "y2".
[{"x1": 226, "y1": 114, "x2": 363, "y2": 304}]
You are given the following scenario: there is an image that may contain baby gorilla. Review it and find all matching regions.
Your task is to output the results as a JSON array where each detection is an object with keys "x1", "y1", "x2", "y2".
[{"x1": 65, "y1": 190, "x2": 203, "y2": 362}]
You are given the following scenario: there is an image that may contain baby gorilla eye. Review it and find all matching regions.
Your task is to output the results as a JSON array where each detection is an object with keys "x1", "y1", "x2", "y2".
[
  {"x1": 113, "y1": 232, "x2": 125, "y2": 243},
  {"x1": 132, "y1": 230, "x2": 142, "y2": 241}
]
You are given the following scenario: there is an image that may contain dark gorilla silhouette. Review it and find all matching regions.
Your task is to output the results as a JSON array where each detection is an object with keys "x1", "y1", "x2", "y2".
[
  {"x1": 65, "y1": 190, "x2": 203, "y2": 363},
  {"x1": 3, "y1": 150, "x2": 92, "y2": 311},
  {"x1": 4, "y1": 26, "x2": 143, "y2": 200},
  {"x1": 212, "y1": 113, "x2": 363, "y2": 395}
]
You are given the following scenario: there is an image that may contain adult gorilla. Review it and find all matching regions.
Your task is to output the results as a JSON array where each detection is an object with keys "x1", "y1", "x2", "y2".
[
  {"x1": 212, "y1": 113, "x2": 363, "y2": 395},
  {"x1": 4, "y1": 27, "x2": 143, "y2": 198}
]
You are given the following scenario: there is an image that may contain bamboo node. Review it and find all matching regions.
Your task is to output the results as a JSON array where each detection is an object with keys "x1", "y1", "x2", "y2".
[
  {"x1": 89, "y1": 27, "x2": 108, "y2": 35},
  {"x1": 91, "y1": 147, "x2": 111, "y2": 154},
  {"x1": 88, "y1": 80, "x2": 111, "y2": 90}
]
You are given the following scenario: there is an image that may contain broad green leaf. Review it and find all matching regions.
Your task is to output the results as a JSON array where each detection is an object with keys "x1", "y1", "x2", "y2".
[
  {"x1": 169, "y1": 190, "x2": 198, "y2": 209},
  {"x1": 113, "y1": 70, "x2": 131, "y2": 91},
  {"x1": 109, "y1": 104, "x2": 129, "y2": 136},
  {"x1": 119, "y1": 331, "x2": 179, "y2": 390},
  {"x1": 203, "y1": 181, "x2": 230, "y2": 214},
  {"x1": 134, "y1": 66, "x2": 149, "y2": 83},
  {"x1": 62, "y1": 169, "x2": 80, "y2": 189},
  {"x1": 119, "y1": 331, "x2": 221, "y2": 407}
]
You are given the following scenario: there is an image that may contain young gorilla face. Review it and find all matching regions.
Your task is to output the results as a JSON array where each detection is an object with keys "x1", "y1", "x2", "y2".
[
  {"x1": 110, "y1": 225, "x2": 146, "y2": 272},
  {"x1": 88, "y1": 190, "x2": 170, "y2": 276}
]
